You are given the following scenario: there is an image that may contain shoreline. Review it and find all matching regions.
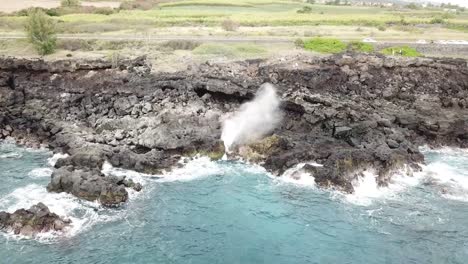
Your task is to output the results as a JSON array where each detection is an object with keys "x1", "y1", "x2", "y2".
[{"x1": 1, "y1": 52, "x2": 467, "y2": 235}]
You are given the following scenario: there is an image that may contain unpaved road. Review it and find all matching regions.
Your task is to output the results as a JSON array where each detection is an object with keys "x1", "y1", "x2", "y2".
[
  {"x1": 0, "y1": 34, "x2": 467, "y2": 58},
  {"x1": 0, "y1": 0, "x2": 120, "y2": 13}
]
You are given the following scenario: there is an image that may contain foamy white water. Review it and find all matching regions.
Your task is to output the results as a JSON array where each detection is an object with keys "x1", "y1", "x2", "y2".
[
  {"x1": 158, "y1": 156, "x2": 226, "y2": 182},
  {"x1": 277, "y1": 162, "x2": 323, "y2": 187},
  {"x1": 28, "y1": 168, "x2": 53, "y2": 178},
  {"x1": 47, "y1": 153, "x2": 69, "y2": 167},
  {"x1": 0, "y1": 184, "x2": 105, "y2": 242}
]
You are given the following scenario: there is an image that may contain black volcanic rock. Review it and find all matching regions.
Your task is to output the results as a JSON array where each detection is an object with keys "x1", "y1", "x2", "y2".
[
  {"x1": 0, "y1": 203, "x2": 71, "y2": 237},
  {"x1": 0, "y1": 53, "x2": 467, "y2": 197}
]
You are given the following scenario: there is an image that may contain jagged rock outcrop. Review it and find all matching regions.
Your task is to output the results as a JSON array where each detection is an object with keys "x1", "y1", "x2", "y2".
[
  {"x1": 0, "y1": 203, "x2": 70, "y2": 236},
  {"x1": 0, "y1": 53, "x2": 467, "y2": 197}
]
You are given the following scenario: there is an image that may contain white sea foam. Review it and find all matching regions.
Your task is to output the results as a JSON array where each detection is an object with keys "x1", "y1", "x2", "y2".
[
  {"x1": 0, "y1": 184, "x2": 110, "y2": 243},
  {"x1": 28, "y1": 168, "x2": 53, "y2": 178},
  {"x1": 419, "y1": 145, "x2": 468, "y2": 155},
  {"x1": 221, "y1": 83, "x2": 282, "y2": 153},
  {"x1": 421, "y1": 161, "x2": 468, "y2": 202},
  {"x1": 276, "y1": 162, "x2": 322, "y2": 187},
  {"x1": 0, "y1": 152, "x2": 22, "y2": 159},
  {"x1": 343, "y1": 166, "x2": 424, "y2": 206},
  {"x1": 157, "y1": 156, "x2": 225, "y2": 182},
  {"x1": 343, "y1": 147, "x2": 468, "y2": 205},
  {"x1": 101, "y1": 161, "x2": 154, "y2": 199},
  {"x1": 47, "y1": 153, "x2": 69, "y2": 167},
  {"x1": 102, "y1": 161, "x2": 152, "y2": 185}
]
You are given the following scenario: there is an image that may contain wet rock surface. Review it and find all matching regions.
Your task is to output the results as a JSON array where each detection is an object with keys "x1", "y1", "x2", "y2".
[
  {"x1": 1, "y1": 53, "x2": 467, "y2": 197},
  {"x1": 0, "y1": 203, "x2": 71, "y2": 237}
]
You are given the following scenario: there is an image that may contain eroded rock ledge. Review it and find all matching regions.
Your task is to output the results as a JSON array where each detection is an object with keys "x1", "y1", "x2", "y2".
[{"x1": 1, "y1": 53, "x2": 467, "y2": 198}]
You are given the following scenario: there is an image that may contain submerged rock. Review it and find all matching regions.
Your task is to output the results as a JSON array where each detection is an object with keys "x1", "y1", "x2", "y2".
[{"x1": 0, "y1": 203, "x2": 71, "y2": 237}]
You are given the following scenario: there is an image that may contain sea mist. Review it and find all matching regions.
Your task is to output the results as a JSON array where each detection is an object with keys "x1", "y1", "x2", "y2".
[{"x1": 221, "y1": 83, "x2": 282, "y2": 153}]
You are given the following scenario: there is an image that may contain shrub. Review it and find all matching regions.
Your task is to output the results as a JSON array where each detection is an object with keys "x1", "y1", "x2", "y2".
[
  {"x1": 25, "y1": 9, "x2": 57, "y2": 55},
  {"x1": 430, "y1": 17, "x2": 445, "y2": 24},
  {"x1": 92, "y1": 7, "x2": 116, "y2": 15},
  {"x1": 294, "y1": 38, "x2": 304, "y2": 48},
  {"x1": 303, "y1": 37, "x2": 347, "y2": 53},
  {"x1": 119, "y1": 0, "x2": 158, "y2": 10},
  {"x1": 380, "y1": 46, "x2": 422, "y2": 57},
  {"x1": 221, "y1": 19, "x2": 239, "y2": 31},
  {"x1": 297, "y1": 6, "x2": 313, "y2": 14},
  {"x1": 347, "y1": 41, "x2": 374, "y2": 52},
  {"x1": 377, "y1": 25, "x2": 386, "y2": 31},
  {"x1": 61, "y1": 0, "x2": 81, "y2": 8},
  {"x1": 160, "y1": 40, "x2": 201, "y2": 51}
]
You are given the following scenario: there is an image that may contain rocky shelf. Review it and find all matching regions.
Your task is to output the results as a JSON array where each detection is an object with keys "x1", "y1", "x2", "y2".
[{"x1": 0, "y1": 53, "x2": 467, "y2": 213}]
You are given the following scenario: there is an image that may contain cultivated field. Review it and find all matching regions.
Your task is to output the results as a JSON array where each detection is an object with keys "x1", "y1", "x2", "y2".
[{"x1": 0, "y1": 0, "x2": 467, "y2": 64}]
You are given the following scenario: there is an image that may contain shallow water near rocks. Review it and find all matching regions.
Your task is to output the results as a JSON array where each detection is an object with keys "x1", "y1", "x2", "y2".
[{"x1": 1, "y1": 142, "x2": 468, "y2": 263}]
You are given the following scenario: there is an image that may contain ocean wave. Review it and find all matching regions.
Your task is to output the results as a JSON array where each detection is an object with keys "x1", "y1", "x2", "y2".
[
  {"x1": 0, "y1": 153, "x2": 22, "y2": 159},
  {"x1": 419, "y1": 145, "x2": 468, "y2": 155},
  {"x1": 157, "y1": 156, "x2": 227, "y2": 183},
  {"x1": 0, "y1": 184, "x2": 110, "y2": 243},
  {"x1": 28, "y1": 168, "x2": 53, "y2": 178},
  {"x1": 343, "y1": 147, "x2": 468, "y2": 206},
  {"x1": 421, "y1": 161, "x2": 468, "y2": 202},
  {"x1": 343, "y1": 167, "x2": 423, "y2": 206},
  {"x1": 275, "y1": 162, "x2": 321, "y2": 187},
  {"x1": 47, "y1": 153, "x2": 69, "y2": 167}
]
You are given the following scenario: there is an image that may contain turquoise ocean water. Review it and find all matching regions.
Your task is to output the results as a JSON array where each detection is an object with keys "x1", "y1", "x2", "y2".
[{"x1": 0, "y1": 142, "x2": 467, "y2": 264}]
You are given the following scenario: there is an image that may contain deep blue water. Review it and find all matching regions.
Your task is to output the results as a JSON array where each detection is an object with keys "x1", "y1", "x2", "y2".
[{"x1": 0, "y1": 142, "x2": 467, "y2": 264}]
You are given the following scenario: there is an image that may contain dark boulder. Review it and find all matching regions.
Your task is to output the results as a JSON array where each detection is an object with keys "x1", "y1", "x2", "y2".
[
  {"x1": 47, "y1": 166, "x2": 138, "y2": 207},
  {"x1": 0, "y1": 203, "x2": 71, "y2": 237}
]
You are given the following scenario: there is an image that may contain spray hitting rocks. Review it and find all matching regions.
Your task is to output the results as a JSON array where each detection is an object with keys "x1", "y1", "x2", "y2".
[{"x1": 221, "y1": 83, "x2": 282, "y2": 153}]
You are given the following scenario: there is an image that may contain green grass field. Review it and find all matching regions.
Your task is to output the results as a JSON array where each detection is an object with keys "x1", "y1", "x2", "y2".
[
  {"x1": 0, "y1": 0, "x2": 467, "y2": 60},
  {"x1": 1, "y1": 0, "x2": 467, "y2": 36}
]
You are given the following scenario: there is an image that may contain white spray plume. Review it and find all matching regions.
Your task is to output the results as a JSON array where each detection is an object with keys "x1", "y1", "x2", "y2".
[{"x1": 221, "y1": 83, "x2": 282, "y2": 153}]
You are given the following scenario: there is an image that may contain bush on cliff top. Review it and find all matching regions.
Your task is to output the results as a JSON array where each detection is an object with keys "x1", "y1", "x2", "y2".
[
  {"x1": 303, "y1": 37, "x2": 347, "y2": 54},
  {"x1": 380, "y1": 46, "x2": 422, "y2": 57},
  {"x1": 25, "y1": 9, "x2": 57, "y2": 55}
]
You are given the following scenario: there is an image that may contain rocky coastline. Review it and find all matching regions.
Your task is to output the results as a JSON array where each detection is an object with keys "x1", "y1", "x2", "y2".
[{"x1": 0, "y1": 53, "x2": 467, "y2": 234}]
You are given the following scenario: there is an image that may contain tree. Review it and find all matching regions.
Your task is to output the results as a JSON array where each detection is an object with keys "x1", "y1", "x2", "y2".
[{"x1": 25, "y1": 9, "x2": 57, "y2": 55}]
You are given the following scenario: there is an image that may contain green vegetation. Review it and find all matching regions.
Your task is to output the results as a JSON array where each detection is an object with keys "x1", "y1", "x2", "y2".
[
  {"x1": 221, "y1": 19, "x2": 239, "y2": 31},
  {"x1": 1, "y1": 0, "x2": 467, "y2": 31},
  {"x1": 61, "y1": 0, "x2": 81, "y2": 8},
  {"x1": 347, "y1": 41, "x2": 374, "y2": 52},
  {"x1": 303, "y1": 37, "x2": 346, "y2": 53},
  {"x1": 297, "y1": 6, "x2": 313, "y2": 14},
  {"x1": 25, "y1": 9, "x2": 57, "y2": 55},
  {"x1": 380, "y1": 46, "x2": 422, "y2": 57}
]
